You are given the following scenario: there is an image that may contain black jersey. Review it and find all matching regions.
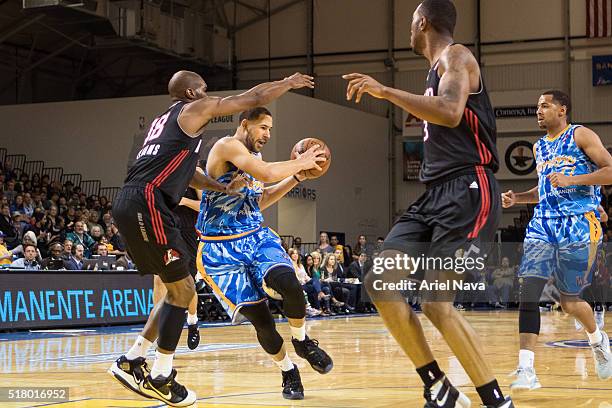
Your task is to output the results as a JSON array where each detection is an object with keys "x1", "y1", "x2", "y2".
[
  {"x1": 125, "y1": 101, "x2": 202, "y2": 208},
  {"x1": 420, "y1": 50, "x2": 498, "y2": 183},
  {"x1": 175, "y1": 187, "x2": 199, "y2": 232}
]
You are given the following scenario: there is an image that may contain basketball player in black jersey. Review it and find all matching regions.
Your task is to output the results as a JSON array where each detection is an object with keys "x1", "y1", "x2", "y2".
[
  {"x1": 343, "y1": 1, "x2": 513, "y2": 407},
  {"x1": 108, "y1": 70, "x2": 314, "y2": 407}
]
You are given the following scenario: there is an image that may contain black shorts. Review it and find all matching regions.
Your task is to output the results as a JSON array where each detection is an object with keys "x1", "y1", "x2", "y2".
[
  {"x1": 383, "y1": 167, "x2": 501, "y2": 272},
  {"x1": 180, "y1": 228, "x2": 198, "y2": 278},
  {"x1": 112, "y1": 184, "x2": 190, "y2": 283}
]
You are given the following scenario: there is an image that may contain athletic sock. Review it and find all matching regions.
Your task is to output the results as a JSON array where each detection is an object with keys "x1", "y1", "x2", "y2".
[{"x1": 125, "y1": 335, "x2": 152, "y2": 360}]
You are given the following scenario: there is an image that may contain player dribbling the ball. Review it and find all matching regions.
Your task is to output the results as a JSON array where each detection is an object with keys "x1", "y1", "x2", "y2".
[{"x1": 195, "y1": 107, "x2": 333, "y2": 400}]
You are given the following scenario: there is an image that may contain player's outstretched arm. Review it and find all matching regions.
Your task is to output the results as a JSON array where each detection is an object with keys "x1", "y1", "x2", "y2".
[
  {"x1": 549, "y1": 126, "x2": 612, "y2": 188},
  {"x1": 179, "y1": 73, "x2": 314, "y2": 134},
  {"x1": 217, "y1": 139, "x2": 325, "y2": 184},
  {"x1": 189, "y1": 166, "x2": 243, "y2": 194},
  {"x1": 342, "y1": 46, "x2": 473, "y2": 128}
]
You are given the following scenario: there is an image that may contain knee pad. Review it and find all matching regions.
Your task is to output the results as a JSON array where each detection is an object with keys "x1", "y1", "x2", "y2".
[
  {"x1": 240, "y1": 303, "x2": 284, "y2": 355},
  {"x1": 518, "y1": 277, "x2": 547, "y2": 335},
  {"x1": 157, "y1": 302, "x2": 187, "y2": 351},
  {"x1": 264, "y1": 266, "x2": 306, "y2": 319}
]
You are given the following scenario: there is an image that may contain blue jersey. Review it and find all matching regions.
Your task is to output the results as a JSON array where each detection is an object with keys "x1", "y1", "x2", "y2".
[
  {"x1": 533, "y1": 124, "x2": 601, "y2": 218},
  {"x1": 196, "y1": 156, "x2": 264, "y2": 236}
]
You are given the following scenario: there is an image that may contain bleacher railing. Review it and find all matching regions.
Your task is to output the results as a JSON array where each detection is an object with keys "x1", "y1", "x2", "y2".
[{"x1": 23, "y1": 160, "x2": 44, "y2": 178}]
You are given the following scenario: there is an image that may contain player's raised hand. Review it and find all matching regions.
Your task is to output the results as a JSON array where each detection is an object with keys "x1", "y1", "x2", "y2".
[
  {"x1": 547, "y1": 172, "x2": 571, "y2": 188},
  {"x1": 501, "y1": 190, "x2": 516, "y2": 208},
  {"x1": 342, "y1": 73, "x2": 385, "y2": 103},
  {"x1": 295, "y1": 144, "x2": 326, "y2": 172},
  {"x1": 284, "y1": 73, "x2": 314, "y2": 89}
]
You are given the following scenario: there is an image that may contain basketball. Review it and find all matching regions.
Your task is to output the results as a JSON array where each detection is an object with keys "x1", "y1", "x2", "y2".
[{"x1": 290, "y1": 137, "x2": 332, "y2": 178}]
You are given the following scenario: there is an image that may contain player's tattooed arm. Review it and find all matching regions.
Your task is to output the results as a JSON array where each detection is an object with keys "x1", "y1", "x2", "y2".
[
  {"x1": 550, "y1": 126, "x2": 612, "y2": 187},
  {"x1": 189, "y1": 166, "x2": 245, "y2": 195},
  {"x1": 342, "y1": 45, "x2": 474, "y2": 128},
  {"x1": 179, "y1": 73, "x2": 314, "y2": 134}
]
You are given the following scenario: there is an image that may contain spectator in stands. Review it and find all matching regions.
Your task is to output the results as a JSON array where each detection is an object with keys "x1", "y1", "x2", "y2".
[
  {"x1": 3, "y1": 161, "x2": 16, "y2": 181},
  {"x1": 10, "y1": 244, "x2": 40, "y2": 270},
  {"x1": 292, "y1": 236, "x2": 304, "y2": 256},
  {"x1": 0, "y1": 205, "x2": 17, "y2": 248},
  {"x1": 106, "y1": 223, "x2": 126, "y2": 254},
  {"x1": 12, "y1": 212, "x2": 28, "y2": 239},
  {"x1": 348, "y1": 252, "x2": 372, "y2": 282},
  {"x1": 374, "y1": 237, "x2": 385, "y2": 257},
  {"x1": 66, "y1": 221, "x2": 95, "y2": 258},
  {"x1": 43, "y1": 191, "x2": 59, "y2": 210},
  {"x1": 90, "y1": 225, "x2": 104, "y2": 243},
  {"x1": 329, "y1": 235, "x2": 340, "y2": 249},
  {"x1": 491, "y1": 257, "x2": 516, "y2": 306},
  {"x1": 100, "y1": 211, "x2": 113, "y2": 231},
  {"x1": 317, "y1": 232, "x2": 334, "y2": 254},
  {"x1": 64, "y1": 243, "x2": 85, "y2": 270},
  {"x1": 31, "y1": 173, "x2": 40, "y2": 187},
  {"x1": 321, "y1": 253, "x2": 353, "y2": 312},
  {"x1": 0, "y1": 231, "x2": 13, "y2": 266},
  {"x1": 288, "y1": 248, "x2": 322, "y2": 316},
  {"x1": 22, "y1": 193, "x2": 34, "y2": 217},
  {"x1": 99, "y1": 196, "x2": 109, "y2": 209},
  {"x1": 334, "y1": 246, "x2": 344, "y2": 266},
  {"x1": 61, "y1": 239, "x2": 73, "y2": 260},
  {"x1": 96, "y1": 241, "x2": 109, "y2": 256},
  {"x1": 41, "y1": 242, "x2": 66, "y2": 270},
  {"x1": 304, "y1": 253, "x2": 315, "y2": 276},
  {"x1": 4, "y1": 180, "x2": 17, "y2": 202},
  {"x1": 353, "y1": 234, "x2": 374, "y2": 261},
  {"x1": 10, "y1": 194, "x2": 25, "y2": 214},
  {"x1": 40, "y1": 174, "x2": 50, "y2": 188},
  {"x1": 64, "y1": 207, "x2": 77, "y2": 225},
  {"x1": 24, "y1": 213, "x2": 49, "y2": 256}
]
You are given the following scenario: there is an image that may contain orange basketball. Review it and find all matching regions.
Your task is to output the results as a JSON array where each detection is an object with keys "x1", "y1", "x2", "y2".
[{"x1": 290, "y1": 138, "x2": 331, "y2": 178}]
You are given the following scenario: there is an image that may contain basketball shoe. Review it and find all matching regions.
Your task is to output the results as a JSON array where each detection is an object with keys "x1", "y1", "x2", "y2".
[
  {"x1": 139, "y1": 369, "x2": 196, "y2": 407},
  {"x1": 423, "y1": 375, "x2": 471, "y2": 407},
  {"x1": 281, "y1": 364, "x2": 304, "y2": 400},
  {"x1": 292, "y1": 335, "x2": 333, "y2": 374},
  {"x1": 187, "y1": 324, "x2": 200, "y2": 350},
  {"x1": 591, "y1": 331, "x2": 612, "y2": 380},
  {"x1": 509, "y1": 366, "x2": 541, "y2": 391},
  {"x1": 108, "y1": 355, "x2": 151, "y2": 399}
]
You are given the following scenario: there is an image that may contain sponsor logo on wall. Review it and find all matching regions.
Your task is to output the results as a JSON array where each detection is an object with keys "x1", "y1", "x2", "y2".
[{"x1": 504, "y1": 140, "x2": 536, "y2": 176}]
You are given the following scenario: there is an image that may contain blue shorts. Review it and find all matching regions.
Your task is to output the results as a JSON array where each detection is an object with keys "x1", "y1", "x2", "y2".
[
  {"x1": 196, "y1": 227, "x2": 293, "y2": 323},
  {"x1": 518, "y1": 211, "x2": 602, "y2": 295}
]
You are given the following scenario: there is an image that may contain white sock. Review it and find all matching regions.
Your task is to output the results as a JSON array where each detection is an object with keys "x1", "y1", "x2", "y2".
[
  {"x1": 125, "y1": 335, "x2": 152, "y2": 360},
  {"x1": 150, "y1": 351, "x2": 174, "y2": 378},
  {"x1": 518, "y1": 349, "x2": 535, "y2": 369},
  {"x1": 274, "y1": 353, "x2": 294, "y2": 372},
  {"x1": 187, "y1": 313, "x2": 198, "y2": 326},
  {"x1": 290, "y1": 324, "x2": 306, "y2": 341},
  {"x1": 587, "y1": 327, "x2": 603, "y2": 345}
]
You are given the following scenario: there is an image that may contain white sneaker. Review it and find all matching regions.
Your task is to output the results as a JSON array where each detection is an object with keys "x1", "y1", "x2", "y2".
[
  {"x1": 425, "y1": 375, "x2": 471, "y2": 407},
  {"x1": 575, "y1": 318, "x2": 584, "y2": 331},
  {"x1": 510, "y1": 367, "x2": 541, "y2": 392},
  {"x1": 591, "y1": 331, "x2": 612, "y2": 380},
  {"x1": 595, "y1": 310, "x2": 605, "y2": 330},
  {"x1": 306, "y1": 306, "x2": 322, "y2": 317}
]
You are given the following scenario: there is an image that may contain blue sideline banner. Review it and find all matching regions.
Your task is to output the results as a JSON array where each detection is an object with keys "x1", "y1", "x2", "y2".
[
  {"x1": 0, "y1": 270, "x2": 154, "y2": 330},
  {"x1": 593, "y1": 55, "x2": 612, "y2": 86}
]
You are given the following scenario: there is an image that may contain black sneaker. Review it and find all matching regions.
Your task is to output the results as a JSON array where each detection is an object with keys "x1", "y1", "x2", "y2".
[
  {"x1": 187, "y1": 324, "x2": 200, "y2": 350},
  {"x1": 107, "y1": 355, "x2": 152, "y2": 399},
  {"x1": 292, "y1": 335, "x2": 333, "y2": 374},
  {"x1": 139, "y1": 369, "x2": 197, "y2": 407},
  {"x1": 281, "y1": 364, "x2": 304, "y2": 400},
  {"x1": 423, "y1": 376, "x2": 471, "y2": 408},
  {"x1": 481, "y1": 397, "x2": 515, "y2": 408}
]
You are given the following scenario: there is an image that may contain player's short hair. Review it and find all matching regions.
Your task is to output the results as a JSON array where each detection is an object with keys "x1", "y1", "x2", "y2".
[
  {"x1": 419, "y1": 0, "x2": 457, "y2": 36},
  {"x1": 542, "y1": 90, "x2": 572, "y2": 114},
  {"x1": 239, "y1": 107, "x2": 272, "y2": 123}
]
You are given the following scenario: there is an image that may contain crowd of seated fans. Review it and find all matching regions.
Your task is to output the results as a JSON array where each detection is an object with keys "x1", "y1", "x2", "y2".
[
  {"x1": 0, "y1": 160, "x2": 131, "y2": 271},
  {"x1": 285, "y1": 233, "x2": 381, "y2": 317}
]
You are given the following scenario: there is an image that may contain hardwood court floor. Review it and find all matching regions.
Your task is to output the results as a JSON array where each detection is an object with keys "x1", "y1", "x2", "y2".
[{"x1": 0, "y1": 311, "x2": 611, "y2": 407}]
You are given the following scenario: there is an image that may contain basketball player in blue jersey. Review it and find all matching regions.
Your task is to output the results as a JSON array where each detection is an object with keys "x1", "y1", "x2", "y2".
[
  {"x1": 108, "y1": 70, "x2": 314, "y2": 407},
  {"x1": 196, "y1": 107, "x2": 333, "y2": 400},
  {"x1": 342, "y1": 1, "x2": 514, "y2": 407},
  {"x1": 502, "y1": 90, "x2": 612, "y2": 391}
]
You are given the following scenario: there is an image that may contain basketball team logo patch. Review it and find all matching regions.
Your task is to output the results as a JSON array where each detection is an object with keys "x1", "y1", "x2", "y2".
[{"x1": 164, "y1": 249, "x2": 181, "y2": 265}]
